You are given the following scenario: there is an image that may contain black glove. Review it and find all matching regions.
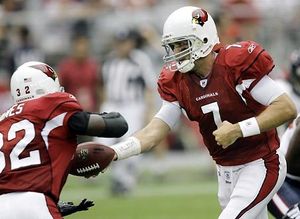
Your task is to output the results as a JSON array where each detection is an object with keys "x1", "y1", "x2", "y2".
[
  {"x1": 100, "y1": 112, "x2": 128, "y2": 137},
  {"x1": 58, "y1": 199, "x2": 95, "y2": 217}
]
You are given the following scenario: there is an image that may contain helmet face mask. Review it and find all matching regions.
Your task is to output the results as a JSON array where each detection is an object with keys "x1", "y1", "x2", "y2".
[
  {"x1": 162, "y1": 36, "x2": 204, "y2": 73},
  {"x1": 161, "y1": 6, "x2": 219, "y2": 73},
  {"x1": 10, "y1": 61, "x2": 63, "y2": 103}
]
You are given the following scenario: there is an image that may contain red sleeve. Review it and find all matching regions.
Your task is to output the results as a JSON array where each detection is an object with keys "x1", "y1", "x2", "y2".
[
  {"x1": 48, "y1": 93, "x2": 82, "y2": 122},
  {"x1": 243, "y1": 50, "x2": 274, "y2": 90},
  {"x1": 157, "y1": 67, "x2": 178, "y2": 102},
  {"x1": 224, "y1": 41, "x2": 275, "y2": 90},
  {"x1": 45, "y1": 93, "x2": 82, "y2": 137}
]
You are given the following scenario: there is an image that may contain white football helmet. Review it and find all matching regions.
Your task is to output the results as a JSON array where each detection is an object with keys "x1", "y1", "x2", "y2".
[
  {"x1": 10, "y1": 61, "x2": 63, "y2": 103},
  {"x1": 162, "y1": 6, "x2": 219, "y2": 73}
]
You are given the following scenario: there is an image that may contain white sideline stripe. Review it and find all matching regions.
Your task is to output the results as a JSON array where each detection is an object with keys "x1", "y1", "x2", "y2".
[
  {"x1": 61, "y1": 183, "x2": 217, "y2": 200},
  {"x1": 272, "y1": 193, "x2": 289, "y2": 214}
]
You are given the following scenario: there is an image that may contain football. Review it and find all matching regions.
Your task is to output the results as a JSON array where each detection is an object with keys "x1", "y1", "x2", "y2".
[{"x1": 69, "y1": 142, "x2": 115, "y2": 178}]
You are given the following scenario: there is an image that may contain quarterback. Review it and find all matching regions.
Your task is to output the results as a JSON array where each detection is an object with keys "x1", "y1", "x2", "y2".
[
  {"x1": 0, "y1": 61, "x2": 128, "y2": 218},
  {"x1": 110, "y1": 6, "x2": 297, "y2": 219}
]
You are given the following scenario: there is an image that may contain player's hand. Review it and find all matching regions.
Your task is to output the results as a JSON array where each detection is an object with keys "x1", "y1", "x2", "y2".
[
  {"x1": 99, "y1": 112, "x2": 128, "y2": 137},
  {"x1": 212, "y1": 121, "x2": 242, "y2": 149},
  {"x1": 77, "y1": 199, "x2": 95, "y2": 211},
  {"x1": 58, "y1": 199, "x2": 95, "y2": 216}
]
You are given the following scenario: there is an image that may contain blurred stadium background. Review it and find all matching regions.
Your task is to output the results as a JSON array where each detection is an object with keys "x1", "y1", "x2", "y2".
[{"x1": 0, "y1": 0, "x2": 299, "y2": 218}]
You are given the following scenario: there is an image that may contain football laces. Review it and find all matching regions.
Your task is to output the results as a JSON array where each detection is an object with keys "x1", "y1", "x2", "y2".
[{"x1": 76, "y1": 163, "x2": 100, "y2": 174}]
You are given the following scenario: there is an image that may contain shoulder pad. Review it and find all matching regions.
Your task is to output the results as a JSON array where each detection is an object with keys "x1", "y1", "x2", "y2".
[
  {"x1": 158, "y1": 66, "x2": 176, "y2": 82},
  {"x1": 223, "y1": 41, "x2": 264, "y2": 71},
  {"x1": 157, "y1": 66, "x2": 178, "y2": 102},
  {"x1": 46, "y1": 92, "x2": 78, "y2": 102},
  {"x1": 39, "y1": 92, "x2": 82, "y2": 113}
]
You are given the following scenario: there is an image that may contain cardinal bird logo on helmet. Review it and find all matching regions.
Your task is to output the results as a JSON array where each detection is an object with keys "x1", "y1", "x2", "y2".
[
  {"x1": 192, "y1": 9, "x2": 208, "y2": 26},
  {"x1": 31, "y1": 64, "x2": 58, "y2": 81}
]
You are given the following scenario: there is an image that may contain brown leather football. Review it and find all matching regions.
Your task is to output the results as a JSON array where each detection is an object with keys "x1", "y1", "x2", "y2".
[{"x1": 69, "y1": 142, "x2": 115, "y2": 177}]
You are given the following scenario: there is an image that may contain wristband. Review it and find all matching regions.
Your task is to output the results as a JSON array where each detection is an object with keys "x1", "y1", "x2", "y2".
[
  {"x1": 238, "y1": 117, "x2": 260, "y2": 137},
  {"x1": 110, "y1": 137, "x2": 141, "y2": 160}
]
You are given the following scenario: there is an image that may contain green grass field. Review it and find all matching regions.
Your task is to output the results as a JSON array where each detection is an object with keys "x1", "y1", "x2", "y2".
[
  {"x1": 61, "y1": 178, "x2": 276, "y2": 219},
  {"x1": 60, "y1": 156, "x2": 276, "y2": 219},
  {"x1": 61, "y1": 176, "x2": 221, "y2": 219}
]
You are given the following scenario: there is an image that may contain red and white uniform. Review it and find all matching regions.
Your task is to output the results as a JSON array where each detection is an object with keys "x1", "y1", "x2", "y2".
[
  {"x1": 157, "y1": 41, "x2": 286, "y2": 218},
  {"x1": 0, "y1": 92, "x2": 82, "y2": 219}
]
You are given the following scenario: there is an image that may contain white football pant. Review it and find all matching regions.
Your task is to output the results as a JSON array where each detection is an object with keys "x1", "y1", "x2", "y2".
[
  {"x1": 0, "y1": 192, "x2": 58, "y2": 219},
  {"x1": 217, "y1": 149, "x2": 286, "y2": 219}
]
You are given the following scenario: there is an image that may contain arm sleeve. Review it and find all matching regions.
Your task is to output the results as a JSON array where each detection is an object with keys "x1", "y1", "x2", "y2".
[
  {"x1": 68, "y1": 111, "x2": 90, "y2": 135},
  {"x1": 225, "y1": 41, "x2": 274, "y2": 91},
  {"x1": 244, "y1": 49, "x2": 275, "y2": 90},
  {"x1": 154, "y1": 100, "x2": 182, "y2": 129},
  {"x1": 250, "y1": 74, "x2": 285, "y2": 106}
]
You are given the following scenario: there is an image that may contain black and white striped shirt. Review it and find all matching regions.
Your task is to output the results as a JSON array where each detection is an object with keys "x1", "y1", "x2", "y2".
[{"x1": 102, "y1": 49, "x2": 156, "y2": 103}]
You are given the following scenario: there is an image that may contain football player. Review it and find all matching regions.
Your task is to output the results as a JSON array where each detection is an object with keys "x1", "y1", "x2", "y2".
[
  {"x1": 109, "y1": 6, "x2": 297, "y2": 219},
  {"x1": 267, "y1": 50, "x2": 300, "y2": 219},
  {"x1": 0, "y1": 61, "x2": 128, "y2": 219},
  {"x1": 268, "y1": 116, "x2": 300, "y2": 219}
]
